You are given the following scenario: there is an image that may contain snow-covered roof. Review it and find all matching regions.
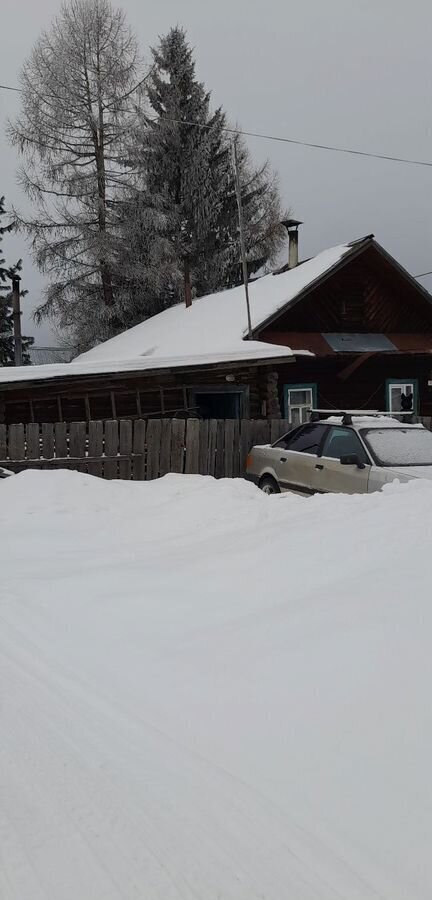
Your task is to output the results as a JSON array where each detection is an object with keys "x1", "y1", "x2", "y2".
[
  {"x1": 0, "y1": 237, "x2": 360, "y2": 386},
  {"x1": 75, "y1": 240, "x2": 356, "y2": 367},
  {"x1": 0, "y1": 345, "x2": 296, "y2": 386}
]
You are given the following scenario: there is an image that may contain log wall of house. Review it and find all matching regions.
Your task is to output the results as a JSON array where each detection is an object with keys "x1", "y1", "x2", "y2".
[
  {"x1": 0, "y1": 363, "x2": 274, "y2": 425},
  {"x1": 274, "y1": 355, "x2": 432, "y2": 416}
]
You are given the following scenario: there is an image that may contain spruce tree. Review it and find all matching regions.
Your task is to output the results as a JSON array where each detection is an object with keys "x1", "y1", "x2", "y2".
[
  {"x1": 0, "y1": 197, "x2": 32, "y2": 366},
  {"x1": 124, "y1": 27, "x2": 285, "y2": 320}
]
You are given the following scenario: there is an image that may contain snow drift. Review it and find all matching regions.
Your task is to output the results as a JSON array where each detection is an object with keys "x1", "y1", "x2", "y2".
[{"x1": 1, "y1": 470, "x2": 431, "y2": 899}]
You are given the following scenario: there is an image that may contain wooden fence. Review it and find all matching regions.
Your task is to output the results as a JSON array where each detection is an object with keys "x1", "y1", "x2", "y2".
[
  {"x1": 0, "y1": 418, "x2": 293, "y2": 481},
  {"x1": 3, "y1": 416, "x2": 431, "y2": 481}
]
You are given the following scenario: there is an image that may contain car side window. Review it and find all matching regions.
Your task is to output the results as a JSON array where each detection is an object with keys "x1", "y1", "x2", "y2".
[
  {"x1": 321, "y1": 427, "x2": 369, "y2": 463},
  {"x1": 277, "y1": 423, "x2": 328, "y2": 455}
]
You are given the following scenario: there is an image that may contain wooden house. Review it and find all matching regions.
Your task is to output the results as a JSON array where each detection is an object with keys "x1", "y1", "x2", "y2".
[{"x1": 1, "y1": 232, "x2": 432, "y2": 424}]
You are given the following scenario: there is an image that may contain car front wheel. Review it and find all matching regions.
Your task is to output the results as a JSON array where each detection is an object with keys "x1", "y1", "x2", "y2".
[{"x1": 259, "y1": 475, "x2": 281, "y2": 495}]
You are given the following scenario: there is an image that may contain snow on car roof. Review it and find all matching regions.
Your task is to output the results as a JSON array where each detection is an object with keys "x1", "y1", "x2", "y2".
[
  {"x1": 325, "y1": 415, "x2": 424, "y2": 429},
  {"x1": 75, "y1": 240, "x2": 356, "y2": 366}
]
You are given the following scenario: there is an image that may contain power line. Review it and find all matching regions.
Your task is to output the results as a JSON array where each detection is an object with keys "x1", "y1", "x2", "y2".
[
  {"x1": 415, "y1": 271, "x2": 432, "y2": 278},
  {"x1": 1, "y1": 80, "x2": 432, "y2": 169}
]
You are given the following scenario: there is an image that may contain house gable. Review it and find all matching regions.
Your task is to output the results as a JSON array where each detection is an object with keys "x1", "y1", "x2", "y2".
[{"x1": 257, "y1": 240, "x2": 432, "y2": 338}]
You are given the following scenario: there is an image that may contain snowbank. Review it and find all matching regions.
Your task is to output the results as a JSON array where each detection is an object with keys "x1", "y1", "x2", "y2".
[{"x1": 1, "y1": 470, "x2": 431, "y2": 899}]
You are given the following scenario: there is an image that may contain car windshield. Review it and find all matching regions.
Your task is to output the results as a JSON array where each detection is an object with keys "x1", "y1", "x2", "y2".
[{"x1": 361, "y1": 427, "x2": 432, "y2": 466}]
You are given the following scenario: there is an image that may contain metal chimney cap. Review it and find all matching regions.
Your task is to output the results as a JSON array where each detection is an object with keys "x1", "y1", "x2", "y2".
[{"x1": 281, "y1": 218, "x2": 303, "y2": 231}]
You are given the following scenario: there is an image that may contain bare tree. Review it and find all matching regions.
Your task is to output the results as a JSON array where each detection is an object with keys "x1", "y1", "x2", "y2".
[{"x1": 9, "y1": 0, "x2": 140, "y2": 348}]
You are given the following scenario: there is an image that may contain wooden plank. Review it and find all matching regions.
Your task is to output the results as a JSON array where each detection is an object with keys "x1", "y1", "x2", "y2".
[
  {"x1": 232, "y1": 419, "x2": 241, "y2": 477},
  {"x1": 171, "y1": 419, "x2": 185, "y2": 473},
  {"x1": 8, "y1": 424, "x2": 25, "y2": 461},
  {"x1": 207, "y1": 420, "x2": 217, "y2": 477},
  {"x1": 0, "y1": 425, "x2": 6, "y2": 461},
  {"x1": 132, "y1": 419, "x2": 146, "y2": 480},
  {"x1": 184, "y1": 418, "x2": 200, "y2": 474},
  {"x1": 119, "y1": 419, "x2": 132, "y2": 480},
  {"x1": 84, "y1": 395, "x2": 91, "y2": 422},
  {"x1": 270, "y1": 418, "x2": 282, "y2": 445},
  {"x1": 69, "y1": 422, "x2": 87, "y2": 472},
  {"x1": 159, "y1": 419, "x2": 172, "y2": 476},
  {"x1": 88, "y1": 420, "x2": 103, "y2": 477},
  {"x1": 104, "y1": 420, "x2": 119, "y2": 480},
  {"x1": 215, "y1": 419, "x2": 225, "y2": 479},
  {"x1": 240, "y1": 419, "x2": 251, "y2": 474},
  {"x1": 224, "y1": 419, "x2": 235, "y2": 478},
  {"x1": 26, "y1": 423, "x2": 40, "y2": 460},
  {"x1": 251, "y1": 420, "x2": 271, "y2": 448},
  {"x1": 146, "y1": 419, "x2": 162, "y2": 480},
  {"x1": 55, "y1": 422, "x2": 68, "y2": 459},
  {"x1": 198, "y1": 419, "x2": 209, "y2": 475},
  {"x1": 41, "y1": 423, "x2": 55, "y2": 460}
]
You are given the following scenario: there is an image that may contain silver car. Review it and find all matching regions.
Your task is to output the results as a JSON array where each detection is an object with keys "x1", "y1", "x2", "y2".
[{"x1": 246, "y1": 411, "x2": 432, "y2": 495}]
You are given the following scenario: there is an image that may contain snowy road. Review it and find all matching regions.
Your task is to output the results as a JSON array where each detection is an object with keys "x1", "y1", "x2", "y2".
[{"x1": 1, "y1": 471, "x2": 431, "y2": 899}]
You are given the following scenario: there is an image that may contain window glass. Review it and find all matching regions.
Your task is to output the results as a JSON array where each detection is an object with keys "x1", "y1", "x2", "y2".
[
  {"x1": 286, "y1": 385, "x2": 315, "y2": 425},
  {"x1": 388, "y1": 382, "x2": 414, "y2": 413},
  {"x1": 284, "y1": 423, "x2": 328, "y2": 455},
  {"x1": 322, "y1": 427, "x2": 369, "y2": 463},
  {"x1": 362, "y1": 427, "x2": 432, "y2": 466}
]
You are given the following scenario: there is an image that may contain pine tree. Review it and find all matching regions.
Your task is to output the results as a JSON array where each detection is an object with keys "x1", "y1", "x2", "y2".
[
  {"x1": 123, "y1": 27, "x2": 285, "y2": 321},
  {"x1": 0, "y1": 197, "x2": 32, "y2": 366}
]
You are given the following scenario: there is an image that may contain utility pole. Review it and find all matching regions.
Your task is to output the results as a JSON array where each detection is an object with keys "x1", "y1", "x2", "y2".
[
  {"x1": 233, "y1": 139, "x2": 253, "y2": 340},
  {"x1": 11, "y1": 275, "x2": 23, "y2": 366}
]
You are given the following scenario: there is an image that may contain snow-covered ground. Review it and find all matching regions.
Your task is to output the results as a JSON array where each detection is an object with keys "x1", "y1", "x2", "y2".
[{"x1": 1, "y1": 470, "x2": 431, "y2": 900}]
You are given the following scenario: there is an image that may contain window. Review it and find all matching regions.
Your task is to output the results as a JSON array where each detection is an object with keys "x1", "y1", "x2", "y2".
[
  {"x1": 279, "y1": 423, "x2": 328, "y2": 455},
  {"x1": 321, "y1": 427, "x2": 369, "y2": 464},
  {"x1": 361, "y1": 427, "x2": 432, "y2": 466},
  {"x1": 386, "y1": 379, "x2": 418, "y2": 413},
  {"x1": 284, "y1": 383, "x2": 317, "y2": 425}
]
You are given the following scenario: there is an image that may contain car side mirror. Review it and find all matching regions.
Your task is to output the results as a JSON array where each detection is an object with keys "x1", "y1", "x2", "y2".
[{"x1": 340, "y1": 453, "x2": 366, "y2": 470}]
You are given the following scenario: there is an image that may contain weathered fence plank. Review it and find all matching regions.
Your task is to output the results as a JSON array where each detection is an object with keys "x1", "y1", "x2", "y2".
[
  {"x1": 69, "y1": 422, "x2": 87, "y2": 472},
  {"x1": 41, "y1": 423, "x2": 55, "y2": 460},
  {"x1": 171, "y1": 419, "x2": 186, "y2": 473},
  {"x1": 215, "y1": 419, "x2": 225, "y2": 479},
  {"x1": 8, "y1": 424, "x2": 25, "y2": 460},
  {"x1": 240, "y1": 419, "x2": 251, "y2": 473},
  {"x1": 119, "y1": 419, "x2": 133, "y2": 480},
  {"x1": 198, "y1": 419, "x2": 209, "y2": 475},
  {"x1": 224, "y1": 419, "x2": 235, "y2": 478},
  {"x1": 0, "y1": 424, "x2": 6, "y2": 461},
  {"x1": 88, "y1": 421, "x2": 103, "y2": 477},
  {"x1": 159, "y1": 419, "x2": 172, "y2": 476},
  {"x1": 26, "y1": 423, "x2": 40, "y2": 460},
  {"x1": 132, "y1": 419, "x2": 146, "y2": 480},
  {"x1": 104, "y1": 420, "x2": 118, "y2": 480},
  {"x1": 55, "y1": 422, "x2": 68, "y2": 459},
  {"x1": 184, "y1": 418, "x2": 200, "y2": 474},
  {"x1": 146, "y1": 419, "x2": 162, "y2": 480},
  {"x1": 207, "y1": 420, "x2": 217, "y2": 477}
]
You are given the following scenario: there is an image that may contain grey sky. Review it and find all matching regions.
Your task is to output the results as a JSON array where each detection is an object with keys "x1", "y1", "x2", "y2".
[{"x1": 1, "y1": 0, "x2": 431, "y2": 345}]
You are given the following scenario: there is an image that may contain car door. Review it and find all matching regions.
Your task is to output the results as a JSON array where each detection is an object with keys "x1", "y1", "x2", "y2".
[
  {"x1": 275, "y1": 423, "x2": 329, "y2": 493},
  {"x1": 315, "y1": 426, "x2": 371, "y2": 494}
]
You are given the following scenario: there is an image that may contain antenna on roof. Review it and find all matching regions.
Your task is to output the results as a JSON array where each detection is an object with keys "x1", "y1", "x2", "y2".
[{"x1": 232, "y1": 139, "x2": 253, "y2": 340}]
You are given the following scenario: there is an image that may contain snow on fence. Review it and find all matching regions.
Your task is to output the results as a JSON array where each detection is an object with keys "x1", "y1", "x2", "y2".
[{"x1": 0, "y1": 419, "x2": 293, "y2": 481}]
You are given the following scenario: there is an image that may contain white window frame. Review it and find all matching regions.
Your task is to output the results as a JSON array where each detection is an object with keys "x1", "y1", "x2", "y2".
[
  {"x1": 284, "y1": 383, "x2": 317, "y2": 425},
  {"x1": 386, "y1": 379, "x2": 417, "y2": 414}
]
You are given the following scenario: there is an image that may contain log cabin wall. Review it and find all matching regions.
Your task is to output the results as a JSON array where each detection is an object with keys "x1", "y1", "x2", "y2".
[
  {"x1": 274, "y1": 356, "x2": 432, "y2": 416},
  {"x1": 0, "y1": 363, "x2": 273, "y2": 425}
]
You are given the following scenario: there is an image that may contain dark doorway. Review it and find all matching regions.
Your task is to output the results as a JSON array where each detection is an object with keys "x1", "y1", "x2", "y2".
[{"x1": 194, "y1": 391, "x2": 243, "y2": 419}]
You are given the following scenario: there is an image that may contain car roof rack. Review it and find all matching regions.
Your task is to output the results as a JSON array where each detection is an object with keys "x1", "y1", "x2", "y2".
[{"x1": 310, "y1": 409, "x2": 413, "y2": 426}]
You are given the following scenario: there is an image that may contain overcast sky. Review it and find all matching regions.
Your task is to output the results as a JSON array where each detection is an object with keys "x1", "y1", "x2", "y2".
[{"x1": 1, "y1": 0, "x2": 432, "y2": 344}]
